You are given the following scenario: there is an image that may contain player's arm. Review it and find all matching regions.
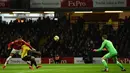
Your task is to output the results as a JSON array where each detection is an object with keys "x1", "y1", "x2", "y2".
[
  {"x1": 94, "y1": 40, "x2": 106, "y2": 52},
  {"x1": 21, "y1": 40, "x2": 34, "y2": 49},
  {"x1": 8, "y1": 41, "x2": 15, "y2": 50},
  {"x1": 29, "y1": 49, "x2": 41, "y2": 56}
]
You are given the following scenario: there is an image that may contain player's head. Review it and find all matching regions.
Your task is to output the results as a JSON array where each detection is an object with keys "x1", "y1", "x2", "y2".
[
  {"x1": 102, "y1": 35, "x2": 107, "y2": 40},
  {"x1": 17, "y1": 36, "x2": 23, "y2": 40},
  {"x1": 27, "y1": 40, "x2": 30, "y2": 44}
]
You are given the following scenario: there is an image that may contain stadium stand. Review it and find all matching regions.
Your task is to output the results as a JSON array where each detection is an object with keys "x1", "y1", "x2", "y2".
[{"x1": 0, "y1": 16, "x2": 130, "y2": 58}]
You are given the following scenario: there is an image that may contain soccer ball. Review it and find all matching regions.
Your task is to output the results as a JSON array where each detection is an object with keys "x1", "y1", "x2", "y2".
[{"x1": 54, "y1": 35, "x2": 59, "y2": 41}]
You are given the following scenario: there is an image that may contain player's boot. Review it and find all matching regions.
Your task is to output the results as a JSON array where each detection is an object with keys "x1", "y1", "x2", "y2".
[
  {"x1": 2, "y1": 65, "x2": 6, "y2": 69},
  {"x1": 36, "y1": 66, "x2": 42, "y2": 69},
  {"x1": 102, "y1": 68, "x2": 109, "y2": 72},
  {"x1": 121, "y1": 68, "x2": 126, "y2": 71},
  {"x1": 29, "y1": 66, "x2": 34, "y2": 70}
]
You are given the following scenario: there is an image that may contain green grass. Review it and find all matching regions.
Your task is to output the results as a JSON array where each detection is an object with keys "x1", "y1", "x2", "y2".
[{"x1": 0, "y1": 64, "x2": 129, "y2": 73}]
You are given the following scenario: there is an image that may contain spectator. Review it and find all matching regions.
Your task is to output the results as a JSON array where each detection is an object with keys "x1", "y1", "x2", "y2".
[
  {"x1": 0, "y1": 16, "x2": 129, "y2": 58},
  {"x1": 54, "y1": 54, "x2": 61, "y2": 64}
]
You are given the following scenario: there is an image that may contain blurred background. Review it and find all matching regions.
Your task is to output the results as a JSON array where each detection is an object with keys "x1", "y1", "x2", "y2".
[{"x1": 0, "y1": 0, "x2": 130, "y2": 64}]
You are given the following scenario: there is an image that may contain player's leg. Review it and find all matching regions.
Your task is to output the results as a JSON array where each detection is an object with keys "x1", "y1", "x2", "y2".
[
  {"x1": 30, "y1": 56, "x2": 37, "y2": 67},
  {"x1": 113, "y1": 56, "x2": 126, "y2": 71},
  {"x1": 18, "y1": 49, "x2": 31, "y2": 65},
  {"x1": 101, "y1": 53, "x2": 111, "y2": 72},
  {"x1": 27, "y1": 50, "x2": 41, "y2": 69},
  {"x1": 3, "y1": 49, "x2": 16, "y2": 69},
  {"x1": 4, "y1": 54, "x2": 13, "y2": 66},
  {"x1": 22, "y1": 56, "x2": 34, "y2": 70},
  {"x1": 26, "y1": 61, "x2": 31, "y2": 65},
  {"x1": 30, "y1": 56, "x2": 41, "y2": 69}
]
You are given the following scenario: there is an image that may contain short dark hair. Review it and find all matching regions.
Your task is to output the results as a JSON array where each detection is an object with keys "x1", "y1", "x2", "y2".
[
  {"x1": 102, "y1": 35, "x2": 108, "y2": 39},
  {"x1": 18, "y1": 36, "x2": 22, "y2": 38},
  {"x1": 16, "y1": 35, "x2": 22, "y2": 40},
  {"x1": 27, "y1": 40, "x2": 30, "y2": 43}
]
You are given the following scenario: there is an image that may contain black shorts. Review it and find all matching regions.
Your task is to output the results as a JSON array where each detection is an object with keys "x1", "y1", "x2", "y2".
[{"x1": 22, "y1": 55, "x2": 31, "y2": 61}]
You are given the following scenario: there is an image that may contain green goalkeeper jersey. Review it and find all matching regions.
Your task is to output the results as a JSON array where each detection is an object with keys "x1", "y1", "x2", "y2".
[{"x1": 97, "y1": 39, "x2": 117, "y2": 54}]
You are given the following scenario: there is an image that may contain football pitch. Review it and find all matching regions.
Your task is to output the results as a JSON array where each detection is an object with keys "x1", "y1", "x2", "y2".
[{"x1": 0, "y1": 64, "x2": 129, "y2": 73}]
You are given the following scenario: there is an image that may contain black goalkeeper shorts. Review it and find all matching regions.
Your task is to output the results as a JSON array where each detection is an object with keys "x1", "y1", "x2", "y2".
[{"x1": 22, "y1": 55, "x2": 32, "y2": 61}]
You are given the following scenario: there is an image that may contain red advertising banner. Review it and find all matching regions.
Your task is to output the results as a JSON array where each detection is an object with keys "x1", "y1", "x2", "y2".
[
  {"x1": 127, "y1": 0, "x2": 130, "y2": 7},
  {"x1": 108, "y1": 58, "x2": 130, "y2": 64},
  {"x1": 30, "y1": 0, "x2": 130, "y2": 8},
  {"x1": 0, "y1": 0, "x2": 10, "y2": 8},
  {"x1": 41, "y1": 57, "x2": 74, "y2": 64},
  {"x1": 61, "y1": 0, "x2": 93, "y2": 8},
  {"x1": 0, "y1": 58, "x2": 6, "y2": 64}
]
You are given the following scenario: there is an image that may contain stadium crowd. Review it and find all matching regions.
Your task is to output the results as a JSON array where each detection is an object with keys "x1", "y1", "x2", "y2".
[{"x1": 0, "y1": 16, "x2": 130, "y2": 58}]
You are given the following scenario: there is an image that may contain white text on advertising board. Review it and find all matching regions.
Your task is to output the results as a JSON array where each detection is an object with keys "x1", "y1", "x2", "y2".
[
  {"x1": 68, "y1": 1, "x2": 86, "y2": 7},
  {"x1": 93, "y1": 0, "x2": 126, "y2": 7}
]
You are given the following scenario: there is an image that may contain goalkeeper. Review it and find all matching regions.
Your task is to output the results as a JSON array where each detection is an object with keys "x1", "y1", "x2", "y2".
[{"x1": 93, "y1": 35, "x2": 126, "y2": 72}]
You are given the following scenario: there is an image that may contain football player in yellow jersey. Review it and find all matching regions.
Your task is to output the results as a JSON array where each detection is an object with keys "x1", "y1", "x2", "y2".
[{"x1": 21, "y1": 43, "x2": 41, "y2": 70}]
